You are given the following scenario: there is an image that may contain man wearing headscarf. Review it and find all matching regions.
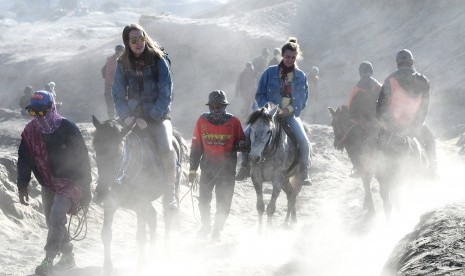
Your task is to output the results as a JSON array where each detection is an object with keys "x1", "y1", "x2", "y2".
[{"x1": 17, "y1": 91, "x2": 92, "y2": 276}]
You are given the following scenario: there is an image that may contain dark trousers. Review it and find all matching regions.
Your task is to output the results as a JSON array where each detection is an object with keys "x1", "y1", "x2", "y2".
[{"x1": 198, "y1": 171, "x2": 235, "y2": 232}]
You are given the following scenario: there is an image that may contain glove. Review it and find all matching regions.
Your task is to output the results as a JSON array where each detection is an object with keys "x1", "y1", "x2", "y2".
[
  {"x1": 123, "y1": 116, "x2": 135, "y2": 127},
  {"x1": 238, "y1": 140, "x2": 248, "y2": 152},
  {"x1": 188, "y1": 170, "x2": 197, "y2": 184},
  {"x1": 136, "y1": 117, "x2": 147, "y2": 129},
  {"x1": 18, "y1": 186, "x2": 29, "y2": 206}
]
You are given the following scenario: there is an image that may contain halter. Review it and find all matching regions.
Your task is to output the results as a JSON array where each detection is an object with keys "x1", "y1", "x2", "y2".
[
  {"x1": 256, "y1": 116, "x2": 283, "y2": 163},
  {"x1": 334, "y1": 115, "x2": 359, "y2": 150}
]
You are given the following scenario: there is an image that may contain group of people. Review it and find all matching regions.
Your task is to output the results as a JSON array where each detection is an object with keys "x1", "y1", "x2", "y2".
[
  {"x1": 346, "y1": 49, "x2": 436, "y2": 178},
  {"x1": 15, "y1": 21, "x2": 435, "y2": 276}
]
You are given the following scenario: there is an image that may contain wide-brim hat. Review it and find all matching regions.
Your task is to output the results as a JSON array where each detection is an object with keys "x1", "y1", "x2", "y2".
[
  {"x1": 206, "y1": 90, "x2": 229, "y2": 105},
  {"x1": 25, "y1": 90, "x2": 53, "y2": 110}
]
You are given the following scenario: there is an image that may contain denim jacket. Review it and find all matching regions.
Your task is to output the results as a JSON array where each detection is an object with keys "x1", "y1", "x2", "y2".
[
  {"x1": 112, "y1": 57, "x2": 172, "y2": 122},
  {"x1": 255, "y1": 65, "x2": 309, "y2": 117}
]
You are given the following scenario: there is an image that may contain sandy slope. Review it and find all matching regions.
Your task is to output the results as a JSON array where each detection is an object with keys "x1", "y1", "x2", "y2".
[{"x1": 1, "y1": 113, "x2": 464, "y2": 275}]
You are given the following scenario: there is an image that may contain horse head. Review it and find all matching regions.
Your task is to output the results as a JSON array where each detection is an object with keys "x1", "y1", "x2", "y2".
[
  {"x1": 248, "y1": 105, "x2": 279, "y2": 163},
  {"x1": 92, "y1": 115, "x2": 131, "y2": 197},
  {"x1": 328, "y1": 105, "x2": 352, "y2": 151}
]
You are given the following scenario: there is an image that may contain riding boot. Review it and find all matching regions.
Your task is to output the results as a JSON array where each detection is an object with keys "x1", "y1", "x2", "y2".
[
  {"x1": 162, "y1": 151, "x2": 178, "y2": 210},
  {"x1": 235, "y1": 153, "x2": 250, "y2": 181},
  {"x1": 298, "y1": 164, "x2": 312, "y2": 186}
]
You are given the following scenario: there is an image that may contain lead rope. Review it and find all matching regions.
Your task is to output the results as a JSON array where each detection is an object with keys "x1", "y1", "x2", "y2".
[{"x1": 67, "y1": 203, "x2": 89, "y2": 241}]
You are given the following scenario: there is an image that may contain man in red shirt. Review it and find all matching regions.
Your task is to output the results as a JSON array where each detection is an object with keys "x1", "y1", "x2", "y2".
[{"x1": 189, "y1": 90, "x2": 245, "y2": 242}]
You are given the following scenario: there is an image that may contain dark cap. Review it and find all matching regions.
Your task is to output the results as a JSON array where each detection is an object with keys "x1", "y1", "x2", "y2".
[
  {"x1": 206, "y1": 90, "x2": 229, "y2": 105},
  {"x1": 26, "y1": 90, "x2": 53, "y2": 110},
  {"x1": 115, "y1": 44, "x2": 125, "y2": 52},
  {"x1": 359, "y1": 61, "x2": 373, "y2": 77},
  {"x1": 396, "y1": 49, "x2": 414, "y2": 68}
]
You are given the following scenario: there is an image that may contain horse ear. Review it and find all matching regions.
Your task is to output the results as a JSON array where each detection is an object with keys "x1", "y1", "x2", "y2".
[
  {"x1": 92, "y1": 115, "x2": 102, "y2": 128},
  {"x1": 328, "y1": 107, "x2": 336, "y2": 118},
  {"x1": 269, "y1": 105, "x2": 279, "y2": 118}
]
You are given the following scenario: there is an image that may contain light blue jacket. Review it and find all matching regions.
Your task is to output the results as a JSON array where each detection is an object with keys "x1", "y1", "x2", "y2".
[
  {"x1": 255, "y1": 65, "x2": 309, "y2": 117},
  {"x1": 112, "y1": 57, "x2": 172, "y2": 122}
]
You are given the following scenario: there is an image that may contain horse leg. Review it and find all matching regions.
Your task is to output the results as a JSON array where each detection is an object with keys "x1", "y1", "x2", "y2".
[
  {"x1": 135, "y1": 205, "x2": 148, "y2": 267},
  {"x1": 361, "y1": 175, "x2": 375, "y2": 215},
  {"x1": 146, "y1": 204, "x2": 157, "y2": 252},
  {"x1": 281, "y1": 179, "x2": 293, "y2": 228},
  {"x1": 378, "y1": 178, "x2": 392, "y2": 221},
  {"x1": 266, "y1": 180, "x2": 281, "y2": 228},
  {"x1": 252, "y1": 177, "x2": 265, "y2": 234},
  {"x1": 102, "y1": 202, "x2": 116, "y2": 272}
]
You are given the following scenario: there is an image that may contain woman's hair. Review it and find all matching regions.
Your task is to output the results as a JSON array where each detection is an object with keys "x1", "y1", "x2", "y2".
[
  {"x1": 281, "y1": 37, "x2": 302, "y2": 57},
  {"x1": 120, "y1": 23, "x2": 165, "y2": 69}
]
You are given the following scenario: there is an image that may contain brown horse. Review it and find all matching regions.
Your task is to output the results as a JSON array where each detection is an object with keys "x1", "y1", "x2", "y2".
[
  {"x1": 92, "y1": 115, "x2": 187, "y2": 271},
  {"x1": 328, "y1": 105, "x2": 429, "y2": 219}
]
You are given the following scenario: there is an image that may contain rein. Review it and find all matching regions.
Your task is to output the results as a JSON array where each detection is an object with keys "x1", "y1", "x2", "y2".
[
  {"x1": 335, "y1": 119, "x2": 359, "y2": 149},
  {"x1": 258, "y1": 117, "x2": 283, "y2": 163}
]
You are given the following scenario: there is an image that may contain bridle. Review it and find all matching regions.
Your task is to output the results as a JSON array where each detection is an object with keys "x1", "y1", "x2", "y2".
[
  {"x1": 254, "y1": 116, "x2": 282, "y2": 163},
  {"x1": 333, "y1": 109, "x2": 358, "y2": 150}
]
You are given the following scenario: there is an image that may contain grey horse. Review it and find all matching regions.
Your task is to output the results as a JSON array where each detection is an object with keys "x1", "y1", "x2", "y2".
[
  {"x1": 247, "y1": 105, "x2": 304, "y2": 233},
  {"x1": 92, "y1": 115, "x2": 186, "y2": 271}
]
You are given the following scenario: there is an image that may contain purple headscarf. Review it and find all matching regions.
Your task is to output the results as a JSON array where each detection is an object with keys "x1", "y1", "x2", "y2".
[{"x1": 29, "y1": 91, "x2": 63, "y2": 134}]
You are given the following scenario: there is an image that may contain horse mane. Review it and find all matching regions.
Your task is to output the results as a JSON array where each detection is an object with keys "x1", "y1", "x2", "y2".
[{"x1": 246, "y1": 108, "x2": 272, "y2": 125}]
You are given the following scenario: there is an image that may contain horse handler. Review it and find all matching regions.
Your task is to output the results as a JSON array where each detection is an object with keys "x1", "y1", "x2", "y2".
[
  {"x1": 16, "y1": 91, "x2": 92, "y2": 276},
  {"x1": 188, "y1": 90, "x2": 246, "y2": 242}
]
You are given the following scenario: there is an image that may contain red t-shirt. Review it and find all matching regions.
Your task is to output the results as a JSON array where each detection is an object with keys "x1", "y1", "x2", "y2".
[{"x1": 190, "y1": 114, "x2": 245, "y2": 173}]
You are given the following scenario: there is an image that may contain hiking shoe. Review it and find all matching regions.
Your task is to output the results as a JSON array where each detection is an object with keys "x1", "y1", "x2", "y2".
[
  {"x1": 54, "y1": 252, "x2": 76, "y2": 271},
  {"x1": 235, "y1": 166, "x2": 250, "y2": 181},
  {"x1": 211, "y1": 229, "x2": 221, "y2": 243},
  {"x1": 35, "y1": 257, "x2": 53, "y2": 276},
  {"x1": 197, "y1": 226, "x2": 211, "y2": 240}
]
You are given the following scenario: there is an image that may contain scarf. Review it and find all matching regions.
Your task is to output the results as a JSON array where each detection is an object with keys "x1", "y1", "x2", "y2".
[
  {"x1": 21, "y1": 122, "x2": 82, "y2": 213},
  {"x1": 279, "y1": 60, "x2": 294, "y2": 97},
  {"x1": 32, "y1": 101, "x2": 62, "y2": 134}
]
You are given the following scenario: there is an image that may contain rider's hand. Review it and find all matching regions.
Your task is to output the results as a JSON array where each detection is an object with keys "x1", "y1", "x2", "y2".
[
  {"x1": 278, "y1": 107, "x2": 289, "y2": 116},
  {"x1": 188, "y1": 170, "x2": 197, "y2": 184},
  {"x1": 18, "y1": 186, "x2": 29, "y2": 206},
  {"x1": 136, "y1": 118, "x2": 147, "y2": 129},
  {"x1": 123, "y1": 116, "x2": 135, "y2": 127}
]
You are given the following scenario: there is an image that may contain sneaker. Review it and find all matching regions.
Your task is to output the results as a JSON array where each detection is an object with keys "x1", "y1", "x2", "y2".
[
  {"x1": 35, "y1": 257, "x2": 53, "y2": 276},
  {"x1": 235, "y1": 166, "x2": 250, "y2": 181},
  {"x1": 54, "y1": 252, "x2": 76, "y2": 271},
  {"x1": 196, "y1": 226, "x2": 211, "y2": 240},
  {"x1": 211, "y1": 229, "x2": 221, "y2": 243}
]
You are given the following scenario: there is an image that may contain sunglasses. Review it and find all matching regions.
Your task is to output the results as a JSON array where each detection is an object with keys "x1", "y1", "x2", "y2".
[
  {"x1": 129, "y1": 36, "x2": 146, "y2": 45},
  {"x1": 28, "y1": 109, "x2": 49, "y2": 117}
]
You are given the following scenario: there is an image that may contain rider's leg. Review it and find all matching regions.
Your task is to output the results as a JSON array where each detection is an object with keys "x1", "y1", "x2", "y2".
[
  {"x1": 235, "y1": 125, "x2": 250, "y2": 180},
  {"x1": 152, "y1": 119, "x2": 178, "y2": 209},
  {"x1": 287, "y1": 116, "x2": 312, "y2": 185},
  {"x1": 418, "y1": 125, "x2": 437, "y2": 177}
]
